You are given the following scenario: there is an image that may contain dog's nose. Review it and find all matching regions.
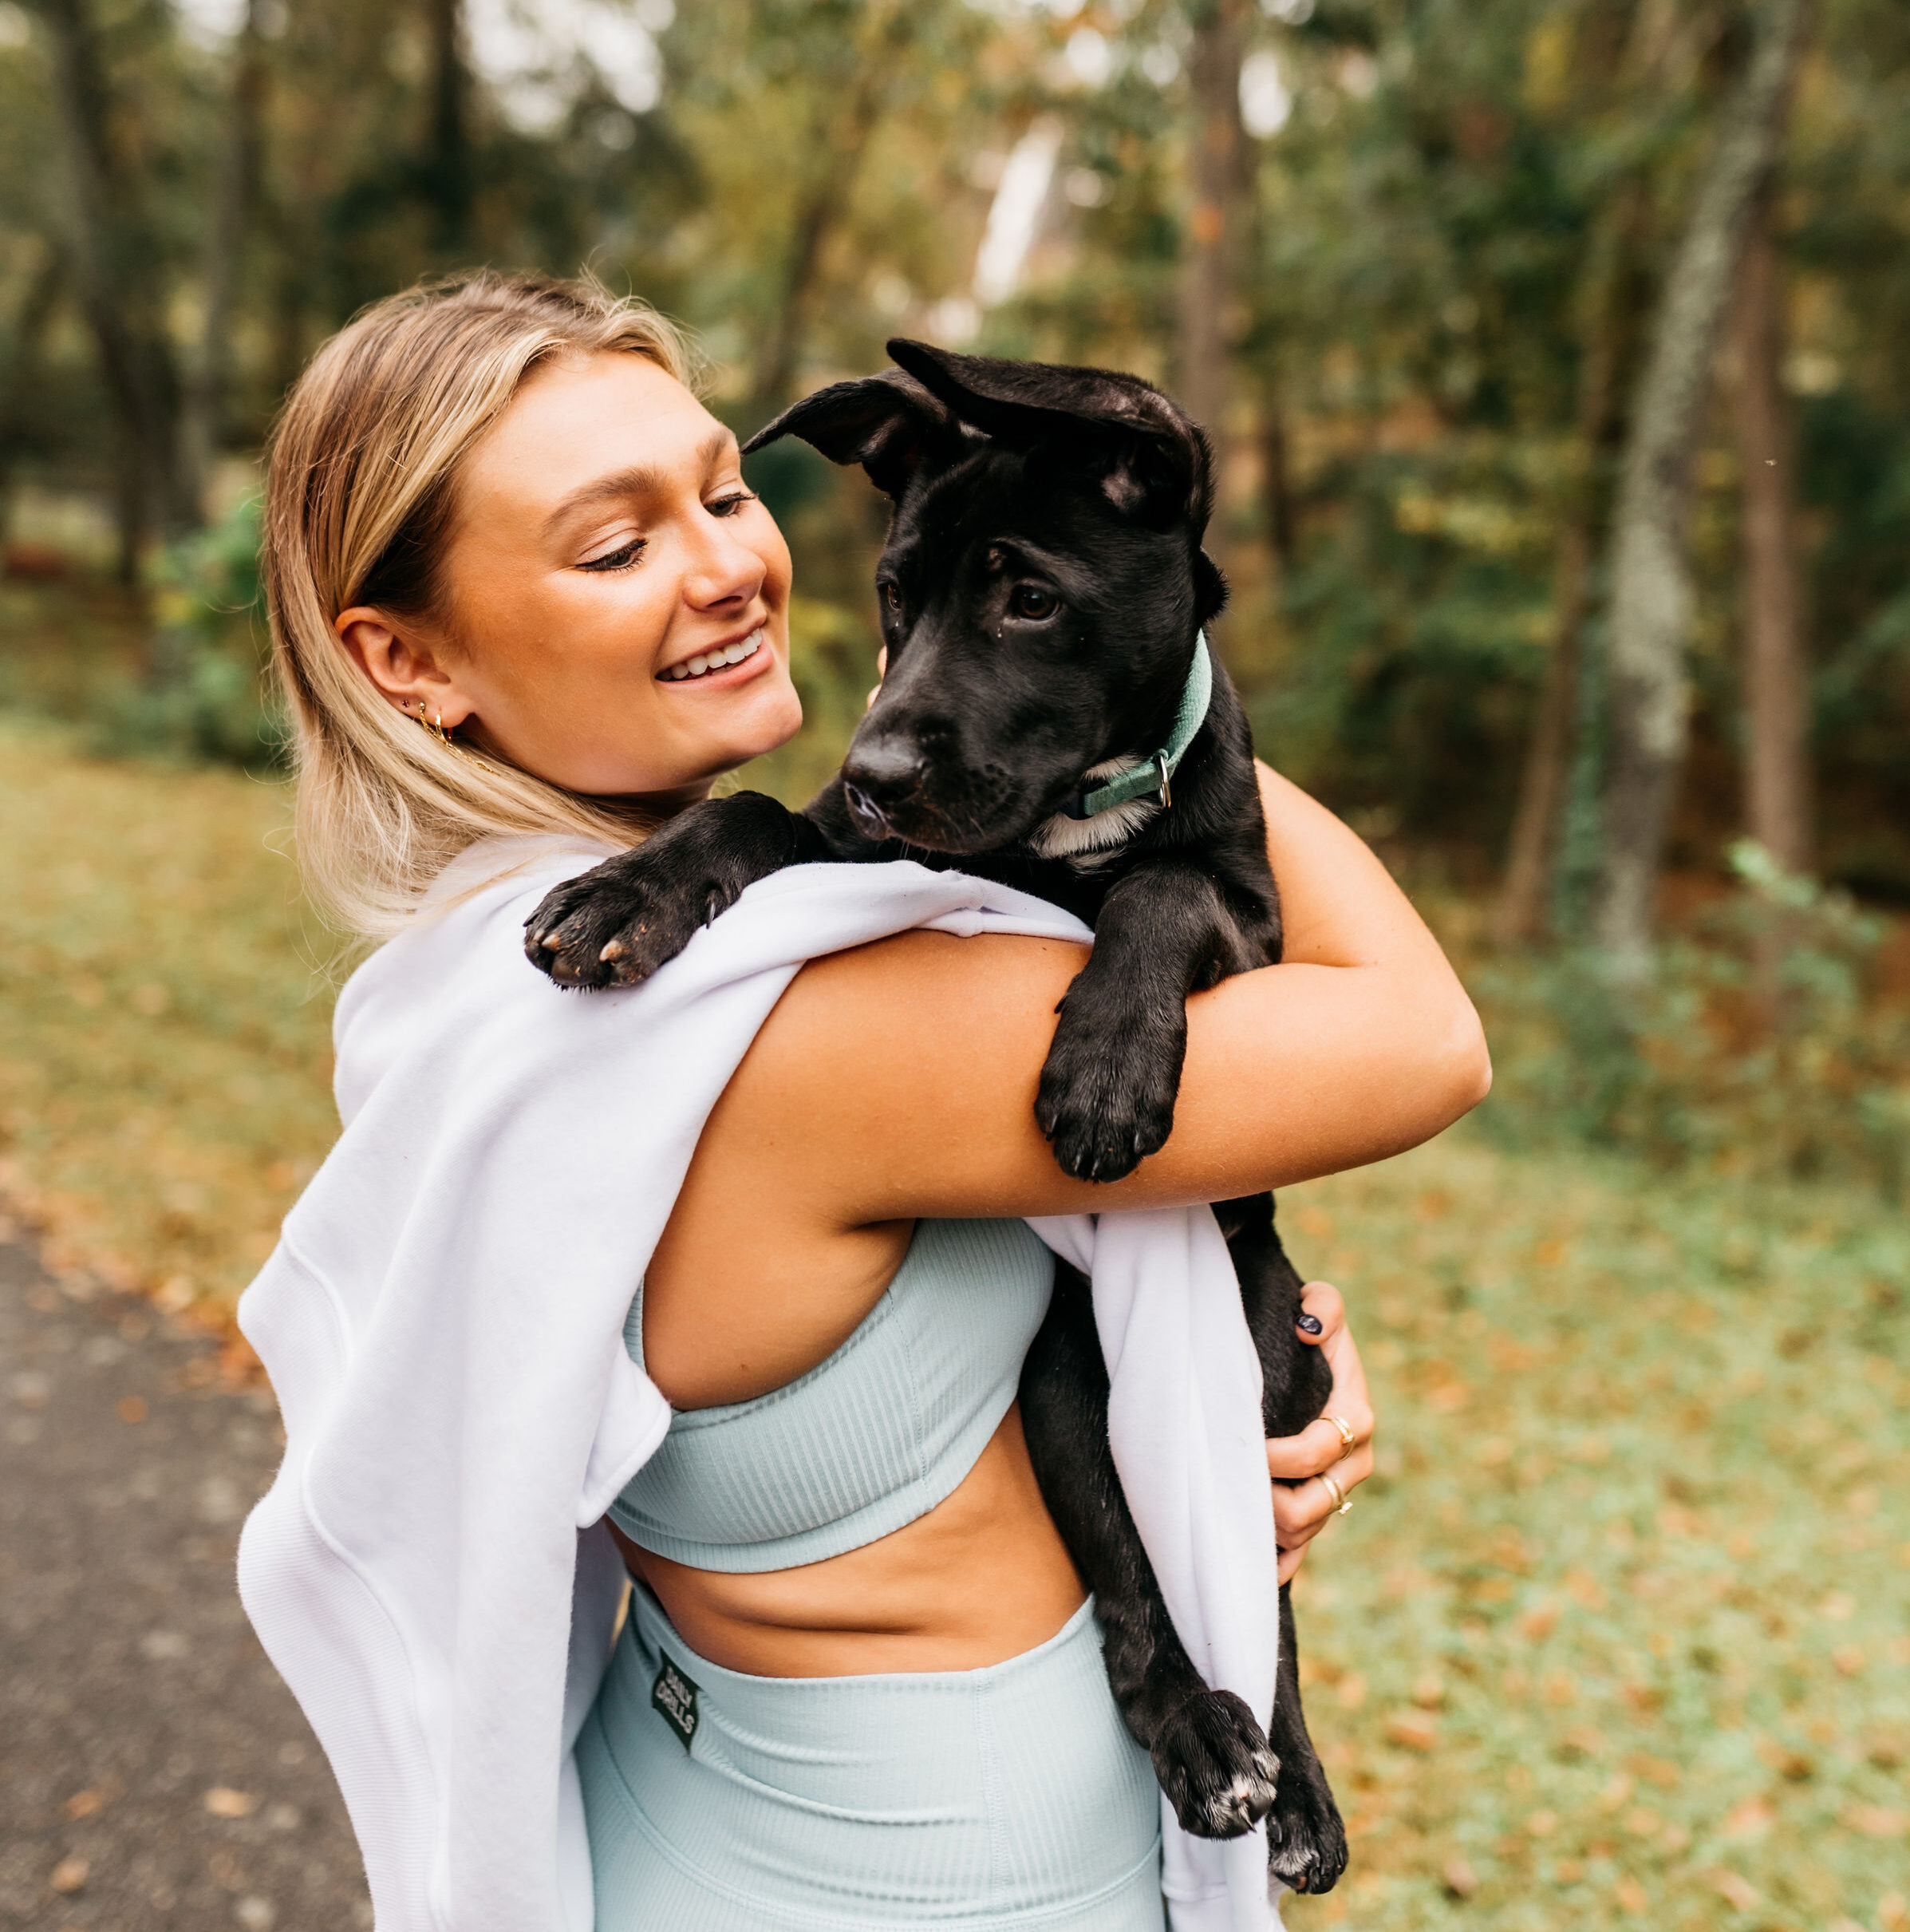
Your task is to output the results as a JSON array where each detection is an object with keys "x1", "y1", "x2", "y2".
[{"x1": 843, "y1": 738, "x2": 925, "y2": 808}]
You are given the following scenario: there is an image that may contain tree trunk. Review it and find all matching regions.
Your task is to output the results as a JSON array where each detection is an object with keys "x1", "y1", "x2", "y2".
[
  {"x1": 183, "y1": 0, "x2": 268, "y2": 496},
  {"x1": 1496, "y1": 525, "x2": 1595, "y2": 945},
  {"x1": 748, "y1": 8, "x2": 917, "y2": 417},
  {"x1": 1259, "y1": 393, "x2": 1296, "y2": 567},
  {"x1": 1494, "y1": 200, "x2": 1634, "y2": 946},
  {"x1": 34, "y1": 0, "x2": 199, "y2": 573},
  {"x1": 1595, "y1": 0, "x2": 1813, "y2": 978},
  {"x1": 1731, "y1": 204, "x2": 1812, "y2": 875},
  {"x1": 751, "y1": 175, "x2": 850, "y2": 415},
  {"x1": 424, "y1": 0, "x2": 472, "y2": 255},
  {"x1": 0, "y1": 244, "x2": 65, "y2": 543},
  {"x1": 1178, "y1": 0, "x2": 1248, "y2": 489}
]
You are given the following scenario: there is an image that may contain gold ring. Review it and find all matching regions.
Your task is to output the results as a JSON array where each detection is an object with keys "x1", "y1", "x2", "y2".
[
  {"x1": 1324, "y1": 1412, "x2": 1358, "y2": 1455},
  {"x1": 1318, "y1": 1470, "x2": 1351, "y2": 1515}
]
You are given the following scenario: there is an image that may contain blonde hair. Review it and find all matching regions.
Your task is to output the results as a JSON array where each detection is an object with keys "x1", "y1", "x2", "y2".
[{"x1": 263, "y1": 269, "x2": 697, "y2": 935}]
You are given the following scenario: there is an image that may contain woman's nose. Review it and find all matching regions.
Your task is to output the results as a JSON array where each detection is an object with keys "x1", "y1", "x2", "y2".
[{"x1": 682, "y1": 515, "x2": 766, "y2": 611}]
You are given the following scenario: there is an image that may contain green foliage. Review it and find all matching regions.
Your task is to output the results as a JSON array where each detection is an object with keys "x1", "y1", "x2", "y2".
[
  {"x1": 88, "y1": 496, "x2": 284, "y2": 770},
  {"x1": 724, "y1": 592, "x2": 879, "y2": 805},
  {"x1": 1474, "y1": 843, "x2": 1910, "y2": 1195}
]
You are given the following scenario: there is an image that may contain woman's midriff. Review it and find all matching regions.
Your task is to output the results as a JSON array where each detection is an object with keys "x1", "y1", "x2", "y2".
[{"x1": 606, "y1": 1403, "x2": 1087, "y2": 1678}]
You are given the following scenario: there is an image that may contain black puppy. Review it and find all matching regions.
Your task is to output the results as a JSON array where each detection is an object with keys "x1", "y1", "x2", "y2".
[{"x1": 525, "y1": 342, "x2": 1348, "y2": 1894}]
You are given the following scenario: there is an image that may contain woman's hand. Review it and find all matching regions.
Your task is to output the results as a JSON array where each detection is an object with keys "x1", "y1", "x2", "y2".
[{"x1": 1265, "y1": 1282, "x2": 1375, "y2": 1584}]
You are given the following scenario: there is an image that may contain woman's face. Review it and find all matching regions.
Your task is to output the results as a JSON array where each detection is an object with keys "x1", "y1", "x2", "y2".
[{"x1": 337, "y1": 351, "x2": 802, "y2": 805}]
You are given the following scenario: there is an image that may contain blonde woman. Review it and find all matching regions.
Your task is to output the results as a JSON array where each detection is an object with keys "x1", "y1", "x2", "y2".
[{"x1": 246, "y1": 271, "x2": 1487, "y2": 1931}]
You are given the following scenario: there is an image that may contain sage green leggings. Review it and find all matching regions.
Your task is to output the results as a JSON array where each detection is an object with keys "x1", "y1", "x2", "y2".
[{"x1": 578, "y1": 1586, "x2": 1166, "y2": 1929}]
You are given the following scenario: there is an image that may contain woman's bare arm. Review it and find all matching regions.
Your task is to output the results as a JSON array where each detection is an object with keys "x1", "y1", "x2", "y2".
[{"x1": 724, "y1": 765, "x2": 1490, "y2": 1227}]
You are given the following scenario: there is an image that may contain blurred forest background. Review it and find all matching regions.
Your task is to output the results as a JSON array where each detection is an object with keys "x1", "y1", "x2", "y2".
[{"x1": 0, "y1": 2, "x2": 1906, "y2": 1930}]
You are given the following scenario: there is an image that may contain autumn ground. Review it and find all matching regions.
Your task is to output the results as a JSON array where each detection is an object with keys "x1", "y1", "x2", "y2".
[{"x1": 2, "y1": 713, "x2": 1906, "y2": 1932}]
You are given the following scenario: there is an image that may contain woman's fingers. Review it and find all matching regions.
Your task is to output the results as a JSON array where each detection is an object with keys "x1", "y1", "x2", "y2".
[
  {"x1": 1263, "y1": 1279, "x2": 1379, "y2": 1583},
  {"x1": 1293, "y1": 1278, "x2": 1347, "y2": 1345},
  {"x1": 1271, "y1": 1440, "x2": 1375, "y2": 1545},
  {"x1": 866, "y1": 647, "x2": 888, "y2": 710},
  {"x1": 1265, "y1": 1281, "x2": 1375, "y2": 1482}
]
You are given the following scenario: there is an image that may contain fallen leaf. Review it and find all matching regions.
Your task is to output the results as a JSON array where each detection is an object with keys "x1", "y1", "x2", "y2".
[
  {"x1": 1524, "y1": 1809, "x2": 1558, "y2": 1838},
  {"x1": 203, "y1": 1787, "x2": 258, "y2": 1819},
  {"x1": 49, "y1": 1857, "x2": 88, "y2": 1895},
  {"x1": 1384, "y1": 1711, "x2": 1438, "y2": 1752},
  {"x1": 1843, "y1": 1804, "x2": 1908, "y2": 1837},
  {"x1": 1441, "y1": 1855, "x2": 1478, "y2": 1899},
  {"x1": 1517, "y1": 1600, "x2": 1560, "y2": 1641},
  {"x1": 1614, "y1": 1875, "x2": 1648, "y2": 1912},
  {"x1": 116, "y1": 1395, "x2": 148, "y2": 1424},
  {"x1": 1721, "y1": 1796, "x2": 1774, "y2": 1839},
  {"x1": 1706, "y1": 1869, "x2": 1760, "y2": 1911},
  {"x1": 62, "y1": 1788, "x2": 109, "y2": 1820}
]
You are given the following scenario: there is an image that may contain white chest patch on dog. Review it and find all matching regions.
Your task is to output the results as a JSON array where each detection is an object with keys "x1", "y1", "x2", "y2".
[{"x1": 1025, "y1": 758, "x2": 1163, "y2": 869}]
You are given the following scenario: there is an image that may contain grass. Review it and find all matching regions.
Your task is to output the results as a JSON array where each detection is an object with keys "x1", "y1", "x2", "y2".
[
  {"x1": 1282, "y1": 1141, "x2": 1908, "y2": 1932},
  {"x1": 0, "y1": 715, "x2": 338, "y2": 1315},
  {"x1": 1, "y1": 716, "x2": 1905, "y2": 1930}
]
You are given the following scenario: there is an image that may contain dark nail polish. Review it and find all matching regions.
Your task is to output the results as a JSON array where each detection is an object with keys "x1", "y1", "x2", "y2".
[{"x1": 1296, "y1": 1312, "x2": 1323, "y2": 1335}]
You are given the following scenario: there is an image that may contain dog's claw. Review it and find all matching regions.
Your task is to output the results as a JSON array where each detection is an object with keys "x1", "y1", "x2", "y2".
[{"x1": 598, "y1": 941, "x2": 627, "y2": 962}]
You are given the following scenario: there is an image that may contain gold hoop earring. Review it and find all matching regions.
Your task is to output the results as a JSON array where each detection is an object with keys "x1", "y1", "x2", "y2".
[{"x1": 412, "y1": 698, "x2": 454, "y2": 747}]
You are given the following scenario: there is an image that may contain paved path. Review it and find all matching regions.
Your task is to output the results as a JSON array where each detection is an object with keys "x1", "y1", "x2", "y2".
[{"x1": 0, "y1": 1231, "x2": 369, "y2": 1932}]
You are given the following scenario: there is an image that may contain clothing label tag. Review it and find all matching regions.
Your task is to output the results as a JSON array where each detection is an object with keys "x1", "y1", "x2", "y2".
[{"x1": 650, "y1": 1654, "x2": 700, "y2": 1752}]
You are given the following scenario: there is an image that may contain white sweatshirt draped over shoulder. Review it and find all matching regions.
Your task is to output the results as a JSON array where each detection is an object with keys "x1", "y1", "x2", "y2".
[{"x1": 236, "y1": 839, "x2": 1282, "y2": 1932}]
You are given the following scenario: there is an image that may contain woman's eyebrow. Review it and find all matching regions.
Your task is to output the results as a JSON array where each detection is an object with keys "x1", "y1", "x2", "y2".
[{"x1": 543, "y1": 428, "x2": 739, "y2": 537}]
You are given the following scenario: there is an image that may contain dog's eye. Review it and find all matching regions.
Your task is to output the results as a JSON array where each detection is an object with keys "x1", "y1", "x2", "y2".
[
  {"x1": 1009, "y1": 585, "x2": 1058, "y2": 621},
  {"x1": 881, "y1": 581, "x2": 902, "y2": 614}
]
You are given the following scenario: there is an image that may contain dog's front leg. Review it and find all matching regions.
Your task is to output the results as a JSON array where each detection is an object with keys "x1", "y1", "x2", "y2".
[
  {"x1": 1263, "y1": 1583, "x2": 1348, "y2": 1894},
  {"x1": 1020, "y1": 1266, "x2": 1280, "y2": 1838},
  {"x1": 525, "y1": 791, "x2": 832, "y2": 987},
  {"x1": 1036, "y1": 859, "x2": 1256, "y2": 1183}
]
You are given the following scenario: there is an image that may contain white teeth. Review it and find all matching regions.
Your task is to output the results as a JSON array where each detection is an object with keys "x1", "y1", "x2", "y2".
[{"x1": 660, "y1": 629, "x2": 764, "y2": 684}]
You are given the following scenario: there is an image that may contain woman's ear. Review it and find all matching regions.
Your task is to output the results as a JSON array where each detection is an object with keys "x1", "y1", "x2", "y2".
[{"x1": 333, "y1": 607, "x2": 475, "y2": 727}]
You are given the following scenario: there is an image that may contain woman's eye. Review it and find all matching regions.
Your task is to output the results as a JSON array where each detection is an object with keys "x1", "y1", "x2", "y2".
[
  {"x1": 707, "y1": 489, "x2": 758, "y2": 517},
  {"x1": 578, "y1": 539, "x2": 645, "y2": 574},
  {"x1": 1009, "y1": 584, "x2": 1058, "y2": 620}
]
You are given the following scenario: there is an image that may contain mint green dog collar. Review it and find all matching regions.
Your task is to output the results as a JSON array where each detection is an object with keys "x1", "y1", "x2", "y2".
[{"x1": 1061, "y1": 632, "x2": 1213, "y2": 821}]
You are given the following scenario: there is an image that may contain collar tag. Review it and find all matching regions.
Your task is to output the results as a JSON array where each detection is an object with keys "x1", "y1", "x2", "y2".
[{"x1": 651, "y1": 1653, "x2": 700, "y2": 1752}]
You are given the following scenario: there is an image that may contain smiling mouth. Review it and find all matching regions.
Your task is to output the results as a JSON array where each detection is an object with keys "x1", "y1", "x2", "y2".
[{"x1": 659, "y1": 628, "x2": 765, "y2": 682}]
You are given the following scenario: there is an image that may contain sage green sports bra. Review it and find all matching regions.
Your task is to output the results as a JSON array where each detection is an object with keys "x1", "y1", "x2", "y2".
[{"x1": 608, "y1": 1218, "x2": 1055, "y2": 1574}]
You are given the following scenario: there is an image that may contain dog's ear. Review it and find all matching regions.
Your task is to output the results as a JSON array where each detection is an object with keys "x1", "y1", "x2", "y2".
[
  {"x1": 885, "y1": 338, "x2": 1214, "y2": 537},
  {"x1": 1194, "y1": 549, "x2": 1229, "y2": 627},
  {"x1": 743, "y1": 370, "x2": 961, "y2": 500}
]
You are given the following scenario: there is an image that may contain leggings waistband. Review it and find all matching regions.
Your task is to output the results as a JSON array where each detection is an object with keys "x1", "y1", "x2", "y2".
[{"x1": 580, "y1": 1586, "x2": 1164, "y2": 1928}]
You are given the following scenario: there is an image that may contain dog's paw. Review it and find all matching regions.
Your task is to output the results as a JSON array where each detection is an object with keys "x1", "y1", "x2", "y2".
[
  {"x1": 1034, "y1": 1017, "x2": 1181, "y2": 1183},
  {"x1": 1265, "y1": 1767, "x2": 1348, "y2": 1894},
  {"x1": 523, "y1": 856, "x2": 713, "y2": 990},
  {"x1": 1150, "y1": 1690, "x2": 1280, "y2": 1839}
]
